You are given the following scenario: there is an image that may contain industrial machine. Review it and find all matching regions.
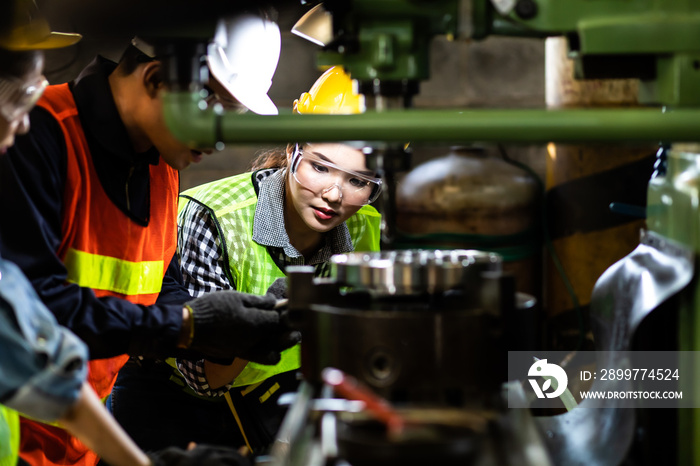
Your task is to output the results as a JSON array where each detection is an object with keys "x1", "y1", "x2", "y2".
[
  {"x1": 58, "y1": 0, "x2": 700, "y2": 464},
  {"x1": 256, "y1": 3, "x2": 697, "y2": 465},
  {"x1": 260, "y1": 248, "x2": 559, "y2": 466}
]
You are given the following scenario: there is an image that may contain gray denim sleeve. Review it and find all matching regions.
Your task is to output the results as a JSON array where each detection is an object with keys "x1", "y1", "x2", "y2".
[{"x1": 0, "y1": 259, "x2": 88, "y2": 422}]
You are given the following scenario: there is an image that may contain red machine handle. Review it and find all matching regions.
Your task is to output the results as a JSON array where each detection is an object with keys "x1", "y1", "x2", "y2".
[{"x1": 322, "y1": 367, "x2": 406, "y2": 436}]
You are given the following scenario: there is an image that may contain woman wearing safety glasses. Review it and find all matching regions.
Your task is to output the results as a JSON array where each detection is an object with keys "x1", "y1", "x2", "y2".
[
  {"x1": 170, "y1": 66, "x2": 382, "y2": 455},
  {"x1": 288, "y1": 141, "x2": 382, "y2": 228}
]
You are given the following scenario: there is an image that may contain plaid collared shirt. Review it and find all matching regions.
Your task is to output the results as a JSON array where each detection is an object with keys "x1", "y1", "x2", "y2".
[{"x1": 177, "y1": 168, "x2": 354, "y2": 396}]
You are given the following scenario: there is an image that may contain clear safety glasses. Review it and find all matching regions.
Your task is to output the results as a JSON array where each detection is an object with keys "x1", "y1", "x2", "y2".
[
  {"x1": 291, "y1": 144, "x2": 382, "y2": 206},
  {"x1": 0, "y1": 74, "x2": 48, "y2": 123}
]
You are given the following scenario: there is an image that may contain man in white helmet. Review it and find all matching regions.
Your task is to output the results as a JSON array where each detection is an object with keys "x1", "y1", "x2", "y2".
[
  {"x1": 207, "y1": 12, "x2": 281, "y2": 115},
  {"x1": 0, "y1": 9, "x2": 299, "y2": 466}
]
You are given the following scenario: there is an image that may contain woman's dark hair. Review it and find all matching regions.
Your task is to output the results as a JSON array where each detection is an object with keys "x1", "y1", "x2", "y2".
[
  {"x1": 0, "y1": 47, "x2": 42, "y2": 80},
  {"x1": 249, "y1": 144, "x2": 294, "y2": 170}
]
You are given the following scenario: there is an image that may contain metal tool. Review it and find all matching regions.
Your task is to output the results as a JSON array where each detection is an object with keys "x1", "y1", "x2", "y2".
[{"x1": 273, "y1": 298, "x2": 288, "y2": 310}]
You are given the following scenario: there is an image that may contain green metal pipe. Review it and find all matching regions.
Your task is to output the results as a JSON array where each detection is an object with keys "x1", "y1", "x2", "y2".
[
  {"x1": 163, "y1": 91, "x2": 700, "y2": 146},
  {"x1": 162, "y1": 92, "x2": 218, "y2": 148}
]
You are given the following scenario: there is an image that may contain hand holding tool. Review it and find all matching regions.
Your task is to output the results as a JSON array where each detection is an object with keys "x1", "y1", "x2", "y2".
[{"x1": 185, "y1": 290, "x2": 300, "y2": 364}]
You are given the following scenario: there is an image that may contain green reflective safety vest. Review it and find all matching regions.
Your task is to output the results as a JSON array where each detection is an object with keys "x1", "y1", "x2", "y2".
[
  {"x1": 0, "y1": 405, "x2": 19, "y2": 466},
  {"x1": 177, "y1": 171, "x2": 381, "y2": 387}
]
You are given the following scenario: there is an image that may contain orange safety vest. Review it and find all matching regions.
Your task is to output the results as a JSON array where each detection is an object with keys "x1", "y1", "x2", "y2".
[{"x1": 19, "y1": 83, "x2": 179, "y2": 466}]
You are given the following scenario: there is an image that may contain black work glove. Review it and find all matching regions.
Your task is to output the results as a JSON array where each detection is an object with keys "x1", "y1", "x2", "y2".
[
  {"x1": 185, "y1": 290, "x2": 301, "y2": 365},
  {"x1": 265, "y1": 277, "x2": 297, "y2": 328},
  {"x1": 266, "y1": 277, "x2": 288, "y2": 300},
  {"x1": 147, "y1": 444, "x2": 251, "y2": 466}
]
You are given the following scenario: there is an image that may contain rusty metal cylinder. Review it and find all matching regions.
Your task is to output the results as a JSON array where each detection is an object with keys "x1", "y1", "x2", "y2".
[{"x1": 394, "y1": 146, "x2": 540, "y2": 297}]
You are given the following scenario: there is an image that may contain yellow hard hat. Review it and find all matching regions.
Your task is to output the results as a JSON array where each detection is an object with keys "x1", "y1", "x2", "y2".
[
  {"x1": 294, "y1": 66, "x2": 365, "y2": 115},
  {"x1": 0, "y1": 0, "x2": 81, "y2": 51}
]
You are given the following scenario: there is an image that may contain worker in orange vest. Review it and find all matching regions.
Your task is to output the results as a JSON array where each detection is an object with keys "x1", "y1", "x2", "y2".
[{"x1": 0, "y1": 7, "x2": 298, "y2": 466}]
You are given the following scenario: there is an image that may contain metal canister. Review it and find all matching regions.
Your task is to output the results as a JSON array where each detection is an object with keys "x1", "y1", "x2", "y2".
[{"x1": 395, "y1": 147, "x2": 540, "y2": 297}]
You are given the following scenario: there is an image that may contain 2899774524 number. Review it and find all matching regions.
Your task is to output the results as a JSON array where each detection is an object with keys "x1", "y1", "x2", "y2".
[{"x1": 598, "y1": 368, "x2": 679, "y2": 381}]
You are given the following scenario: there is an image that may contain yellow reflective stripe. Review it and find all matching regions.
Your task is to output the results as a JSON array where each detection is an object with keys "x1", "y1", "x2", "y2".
[
  {"x1": 258, "y1": 382, "x2": 280, "y2": 404},
  {"x1": 64, "y1": 248, "x2": 164, "y2": 295},
  {"x1": 0, "y1": 406, "x2": 19, "y2": 466},
  {"x1": 240, "y1": 381, "x2": 263, "y2": 397},
  {"x1": 214, "y1": 197, "x2": 257, "y2": 218},
  {"x1": 224, "y1": 392, "x2": 253, "y2": 453}
]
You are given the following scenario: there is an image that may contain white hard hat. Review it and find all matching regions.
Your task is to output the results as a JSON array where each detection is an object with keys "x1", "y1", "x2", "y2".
[{"x1": 207, "y1": 13, "x2": 281, "y2": 115}]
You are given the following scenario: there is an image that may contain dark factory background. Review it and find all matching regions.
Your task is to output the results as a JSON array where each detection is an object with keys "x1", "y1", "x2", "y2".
[
  {"x1": 37, "y1": 2, "x2": 654, "y2": 353},
  {"x1": 3, "y1": 1, "x2": 689, "y2": 465}
]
